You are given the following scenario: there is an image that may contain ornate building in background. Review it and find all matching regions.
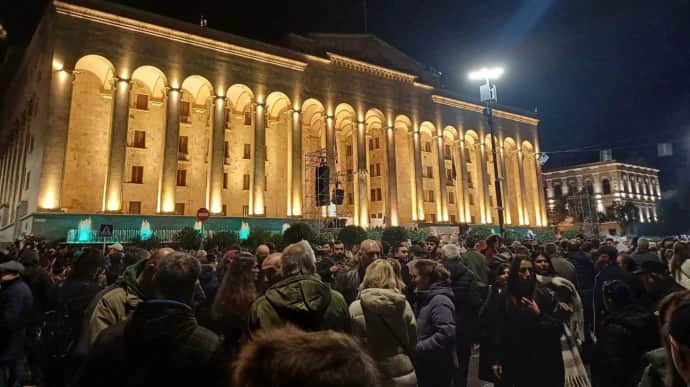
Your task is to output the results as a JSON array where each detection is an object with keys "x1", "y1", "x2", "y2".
[{"x1": 0, "y1": 0, "x2": 547, "y2": 241}]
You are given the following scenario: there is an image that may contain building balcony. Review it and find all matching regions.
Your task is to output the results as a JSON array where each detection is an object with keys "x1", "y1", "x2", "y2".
[{"x1": 177, "y1": 152, "x2": 190, "y2": 161}]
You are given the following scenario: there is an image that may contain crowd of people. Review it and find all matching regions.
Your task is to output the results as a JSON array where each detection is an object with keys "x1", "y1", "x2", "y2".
[{"x1": 0, "y1": 233, "x2": 689, "y2": 387}]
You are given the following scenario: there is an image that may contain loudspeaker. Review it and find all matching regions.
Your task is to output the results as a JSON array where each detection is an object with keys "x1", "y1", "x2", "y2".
[
  {"x1": 316, "y1": 165, "x2": 330, "y2": 206},
  {"x1": 332, "y1": 188, "x2": 345, "y2": 205}
]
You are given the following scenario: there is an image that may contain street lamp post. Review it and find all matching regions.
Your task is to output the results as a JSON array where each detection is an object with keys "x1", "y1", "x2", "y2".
[{"x1": 469, "y1": 67, "x2": 505, "y2": 238}]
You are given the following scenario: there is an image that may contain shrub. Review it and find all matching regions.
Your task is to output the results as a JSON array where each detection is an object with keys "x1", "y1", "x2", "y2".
[
  {"x1": 337, "y1": 225, "x2": 367, "y2": 249},
  {"x1": 283, "y1": 222, "x2": 315, "y2": 245},
  {"x1": 131, "y1": 235, "x2": 161, "y2": 250},
  {"x1": 381, "y1": 227, "x2": 409, "y2": 249},
  {"x1": 206, "y1": 231, "x2": 239, "y2": 251},
  {"x1": 173, "y1": 228, "x2": 202, "y2": 250},
  {"x1": 243, "y1": 228, "x2": 274, "y2": 251}
]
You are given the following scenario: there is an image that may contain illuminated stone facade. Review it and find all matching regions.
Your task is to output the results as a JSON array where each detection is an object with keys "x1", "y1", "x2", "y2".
[
  {"x1": 0, "y1": 0, "x2": 547, "y2": 241},
  {"x1": 544, "y1": 160, "x2": 661, "y2": 224}
]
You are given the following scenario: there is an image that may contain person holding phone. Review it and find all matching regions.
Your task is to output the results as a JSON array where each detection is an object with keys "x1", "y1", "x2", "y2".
[{"x1": 491, "y1": 255, "x2": 565, "y2": 387}]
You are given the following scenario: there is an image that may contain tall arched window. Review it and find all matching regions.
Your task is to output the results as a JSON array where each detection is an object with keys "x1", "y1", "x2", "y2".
[
  {"x1": 553, "y1": 183, "x2": 563, "y2": 198},
  {"x1": 602, "y1": 179, "x2": 611, "y2": 195}
]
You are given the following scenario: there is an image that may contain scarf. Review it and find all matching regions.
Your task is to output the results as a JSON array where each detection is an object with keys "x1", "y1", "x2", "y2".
[
  {"x1": 561, "y1": 324, "x2": 591, "y2": 387},
  {"x1": 537, "y1": 274, "x2": 585, "y2": 345}
]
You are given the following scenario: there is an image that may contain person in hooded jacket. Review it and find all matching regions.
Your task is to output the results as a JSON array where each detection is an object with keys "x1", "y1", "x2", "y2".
[
  {"x1": 440, "y1": 244, "x2": 481, "y2": 387},
  {"x1": 478, "y1": 262, "x2": 510, "y2": 385},
  {"x1": 410, "y1": 259, "x2": 457, "y2": 387},
  {"x1": 0, "y1": 260, "x2": 32, "y2": 387},
  {"x1": 248, "y1": 241, "x2": 350, "y2": 333},
  {"x1": 73, "y1": 252, "x2": 220, "y2": 387},
  {"x1": 594, "y1": 280, "x2": 658, "y2": 387},
  {"x1": 492, "y1": 255, "x2": 564, "y2": 387},
  {"x1": 349, "y1": 259, "x2": 417, "y2": 387}
]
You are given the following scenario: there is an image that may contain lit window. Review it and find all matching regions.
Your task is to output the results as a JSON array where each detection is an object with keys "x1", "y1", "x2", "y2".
[
  {"x1": 180, "y1": 101, "x2": 191, "y2": 123},
  {"x1": 176, "y1": 169, "x2": 187, "y2": 186},
  {"x1": 178, "y1": 136, "x2": 188, "y2": 153},
  {"x1": 175, "y1": 203, "x2": 185, "y2": 215},
  {"x1": 243, "y1": 174, "x2": 250, "y2": 190},
  {"x1": 128, "y1": 201, "x2": 141, "y2": 214},
  {"x1": 243, "y1": 144, "x2": 251, "y2": 159},
  {"x1": 133, "y1": 130, "x2": 146, "y2": 148},
  {"x1": 131, "y1": 166, "x2": 143, "y2": 184},
  {"x1": 135, "y1": 94, "x2": 148, "y2": 110}
]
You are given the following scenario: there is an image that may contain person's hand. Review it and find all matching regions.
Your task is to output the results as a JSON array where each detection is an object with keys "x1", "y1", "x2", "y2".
[
  {"x1": 329, "y1": 265, "x2": 339, "y2": 273},
  {"x1": 558, "y1": 302, "x2": 573, "y2": 313},
  {"x1": 492, "y1": 364, "x2": 503, "y2": 380},
  {"x1": 521, "y1": 297, "x2": 541, "y2": 315}
]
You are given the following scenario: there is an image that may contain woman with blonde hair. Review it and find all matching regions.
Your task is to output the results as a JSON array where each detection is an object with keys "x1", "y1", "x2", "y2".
[{"x1": 349, "y1": 259, "x2": 417, "y2": 387}]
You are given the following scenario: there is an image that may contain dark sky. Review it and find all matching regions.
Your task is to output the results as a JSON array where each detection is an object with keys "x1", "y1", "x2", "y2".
[{"x1": 4, "y1": 0, "x2": 690, "y2": 188}]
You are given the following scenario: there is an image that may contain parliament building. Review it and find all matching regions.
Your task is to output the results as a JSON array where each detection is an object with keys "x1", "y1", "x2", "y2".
[{"x1": 0, "y1": 0, "x2": 547, "y2": 242}]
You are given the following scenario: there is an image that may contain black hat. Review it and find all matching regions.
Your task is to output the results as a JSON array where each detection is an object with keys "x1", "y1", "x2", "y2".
[
  {"x1": 0, "y1": 260, "x2": 25, "y2": 275},
  {"x1": 633, "y1": 260, "x2": 669, "y2": 276},
  {"x1": 670, "y1": 303, "x2": 690, "y2": 348}
]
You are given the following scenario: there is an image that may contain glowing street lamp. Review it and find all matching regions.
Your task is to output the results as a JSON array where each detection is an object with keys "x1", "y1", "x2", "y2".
[{"x1": 469, "y1": 66, "x2": 505, "y2": 237}]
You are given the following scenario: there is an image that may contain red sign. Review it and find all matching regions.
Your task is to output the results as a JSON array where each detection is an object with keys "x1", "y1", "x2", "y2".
[{"x1": 196, "y1": 208, "x2": 210, "y2": 222}]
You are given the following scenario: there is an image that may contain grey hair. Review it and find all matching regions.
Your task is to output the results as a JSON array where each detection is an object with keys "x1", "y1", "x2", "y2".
[
  {"x1": 281, "y1": 240, "x2": 316, "y2": 276},
  {"x1": 441, "y1": 244, "x2": 461, "y2": 259}
]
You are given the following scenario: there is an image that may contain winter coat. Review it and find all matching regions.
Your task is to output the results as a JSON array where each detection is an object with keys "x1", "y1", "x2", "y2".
[
  {"x1": 637, "y1": 348, "x2": 666, "y2": 387},
  {"x1": 73, "y1": 300, "x2": 221, "y2": 387},
  {"x1": 568, "y1": 251, "x2": 595, "y2": 292},
  {"x1": 79, "y1": 261, "x2": 148, "y2": 351},
  {"x1": 495, "y1": 286, "x2": 564, "y2": 387},
  {"x1": 550, "y1": 256, "x2": 579, "y2": 288},
  {"x1": 595, "y1": 304, "x2": 659, "y2": 387},
  {"x1": 478, "y1": 285, "x2": 504, "y2": 382},
  {"x1": 593, "y1": 264, "x2": 649, "y2": 335},
  {"x1": 632, "y1": 250, "x2": 660, "y2": 266},
  {"x1": 248, "y1": 274, "x2": 350, "y2": 333},
  {"x1": 414, "y1": 281, "x2": 457, "y2": 387},
  {"x1": 334, "y1": 265, "x2": 364, "y2": 305},
  {"x1": 461, "y1": 250, "x2": 489, "y2": 288},
  {"x1": 0, "y1": 277, "x2": 33, "y2": 362},
  {"x1": 674, "y1": 260, "x2": 690, "y2": 290},
  {"x1": 442, "y1": 257, "x2": 482, "y2": 343},
  {"x1": 350, "y1": 288, "x2": 417, "y2": 387},
  {"x1": 21, "y1": 263, "x2": 53, "y2": 329}
]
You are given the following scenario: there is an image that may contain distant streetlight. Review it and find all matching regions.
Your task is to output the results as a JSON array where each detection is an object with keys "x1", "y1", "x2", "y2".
[{"x1": 469, "y1": 66, "x2": 505, "y2": 237}]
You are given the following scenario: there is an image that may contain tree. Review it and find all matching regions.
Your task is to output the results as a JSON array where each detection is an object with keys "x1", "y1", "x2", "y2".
[
  {"x1": 206, "y1": 231, "x2": 239, "y2": 251},
  {"x1": 131, "y1": 235, "x2": 161, "y2": 250},
  {"x1": 244, "y1": 228, "x2": 274, "y2": 250},
  {"x1": 608, "y1": 201, "x2": 639, "y2": 235},
  {"x1": 283, "y1": 222, "x2": 315, "y2": 245},
  {"x1": 174, "y1": 228, "x2": 202, "y2": 250},
  {"x1": 548, "y1": 195, "x2": 569, "y2": 225},
  {"x1": 381, "y1": 227, "x2": 409, "y2": 250},
  {"x1": 337, "y1": 226, "x2": 367, "y2": 249}
]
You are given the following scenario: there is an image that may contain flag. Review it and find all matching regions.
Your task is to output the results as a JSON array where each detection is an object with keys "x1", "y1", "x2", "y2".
[
  {"x1": 658, "y1": 143, "x2": 673, "y2": 157},
  {"x1": 600, "y1": 149, "x2": 612, "y2": 161}
]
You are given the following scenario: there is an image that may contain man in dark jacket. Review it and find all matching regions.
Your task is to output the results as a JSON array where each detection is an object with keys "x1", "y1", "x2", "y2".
[
  {"x1": 567, "y1": 240, "x2": 596, "y2": 339},
  {"x1": 441, "y1": 244, "x2": 482, "y2": 387},
  {"x1": 250, "y1": 241, "x2": 350, "y2": 333},
  {"x1": 74, "y1": 252, "x2": 221, "y2": 387},
  {"x1": 0, "y1": 261, "x2": 33, "y2": 387},
  {"x1": 635, "y1": 260, "x2": 684, "y2": 310},
  {"x1": 424, "y1": 236, "x2": 441, "y2": 260},
  {"x1": 632, "y1": 238, "x2": 660, "y2": 266},
  {"x1": 317, "y1": 240, "x2": 347, "y2": 285},
  {"x1": 334, "y1": 240, "x2": 381, "y2": 305}
]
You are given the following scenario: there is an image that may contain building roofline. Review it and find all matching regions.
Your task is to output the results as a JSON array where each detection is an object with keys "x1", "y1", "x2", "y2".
[{"x1": 543, "y1": 160, "x2": 660, "y2": 175}]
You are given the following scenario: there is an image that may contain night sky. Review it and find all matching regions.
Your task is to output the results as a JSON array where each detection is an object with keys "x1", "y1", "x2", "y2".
[{"x1": 4, "y1": 0, "x2": 690, "y2": 188}]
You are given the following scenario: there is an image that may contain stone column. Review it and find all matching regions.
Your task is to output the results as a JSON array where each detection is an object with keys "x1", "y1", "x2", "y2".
[
  {"x1": 517, "y1": 148, "x2": 529, "y2": 225},
  {"x1": 412, "y1": 129, "x2": 424, "y2": 221},
  {"x1": 655, "y1": 177, "x2": 661, "y2": 197},
  {"x1": 290, "y1": 108, "x2": 302, "y2": 216},
  {"x1": 252, "y1": 102, "x2": 266, "y2": 215},
  {"x1": 385, "y1": 126, "x2": 399, "y2": 226},
  {"x1": 436, "y1": 135, "x2": 448, "y2": 222},
  {"x1": 533, "y1": 154, "x2": 547, "y2": 226},
  {"x1": 499, "y1": 144, "x2": 511, "y2": 224},
  {"x1": 456, "y1": 140, "x2": 468, "y2": 223},
  {"x1": 356, "y1": 121, "x2": 368, "y2": 227},
  {"x1": 158, "y1": 87, "x2": 180, "y2": 213},
  {"x1": 325, "y1": 116, "x2": 336, "y2": 174},
  {"x1": 38, "y1": 68, "x2": 74, "y2": 210},
  {"x1": 479, "y1": 142, "x2": 490, "y2": 223},
  {"x1": 103, "y1": 77, "x2": 131, "y2": 212},
  {"x1": 208, "y1": 95, "x2": 225, "y2": 214}
]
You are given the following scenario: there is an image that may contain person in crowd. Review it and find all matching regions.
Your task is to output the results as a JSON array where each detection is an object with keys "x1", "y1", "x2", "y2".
[
  {"x1": 104, "y1": 243, "x2": 124, "y2": 271},
  {"x1": 635, "y1": 260, "x2": 684, "y2": 310},
  {"x1": 0, "y1": 260, "x2": 32, "y2": 387},
  {"x1": 255, "y1": 244, "x2": 270, "y2": 266},
  {"x1": 317, "y1": 240, "x2": 347, "y2": 285},
  {"x1": 633, "y1": 238, "x2": 660, "y2": 266},
  {"x1": 478, "y1": 262, "x2": 510, "y2": 385},
  {"x1": 211, "y1": 252, "x2": 259, "y2": 359},
  {"x1": 668, "y1": 303, "x2": 690, "y2": 387},
  {"x1": 42, "y1": 249, "x2": 104, "y2": 387},
  {"x1": 260, "y1": 252, "x2": 282, "y2": 290},
  {"x1": 461, "y1": 237, "x2": 489, "y2": 290},
  {"x1": 492, "y1": 255, "x2": 564, "y2": 387},
  {"x1": 410, "y1": 259, "x2": 457, "y2": 387},
  {"x1": 391, "y1": 244, "x2": 415, "y2": 304},
  {"x1": 74, "y1": 252, "x2": 220, "y2": 387},
  {"x1": 349, "y1": 259, "x2": 417, "y2": 387},
  {"x1": 567, "y1": 240, "x2": 596, "y2": 337},
  {"x1": 233, "y1": 325, "x2": 381, "y2": 387},
  {"x1": 606, "y1": 238, "x2": 616, "y2": 248},
  {"x1": 424, "y1": 236, "x2": 441, "y2": 260},
  {"x1": 481, "y1": 235, "x2": 502, "y2": 261},
  {"x1": 440, "y1": 243, "x2": 482, "y2": 387},
  {"x1": 335, "y1": 240, "x2": 382, "y2": 305},
  {"x1": 638, "y1": 290, "x2": 690, "y2": 387},
  {"x1": 544, "y1": 243, "x2": 577, "y2": 286},
  {"x1": 249, "y1": 240, "x2": 349, "y2": 333},
  {"x1": 593, "y1": 280, "x2": 658, "y2": 387},
  {"x1": 670, "y1": 242, "x2": 690, "y2": 290},
  {"x1": 617, "y1": 252, "x2": 638, "y2": 273},
  {"x1": 199, "y1": 252, "x2": 219, "y2": 303},
  {"x1": 78, "y1": 248, "x2": 173, "y2": 349}
]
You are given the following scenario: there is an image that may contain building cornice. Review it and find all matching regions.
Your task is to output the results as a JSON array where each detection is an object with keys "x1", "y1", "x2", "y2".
[
  {"x1": 327, "y1": 52, "x2": 418, "y2": 83},
  {"x1": 543, "y1": 161, "x2": 660, "y2": 176},
  {"x1": 430, "y1": 95, "x2": 540, "y2": 125},
  {"x1": 54, "y1": 1, "x2": 308, "y2": 71}
]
